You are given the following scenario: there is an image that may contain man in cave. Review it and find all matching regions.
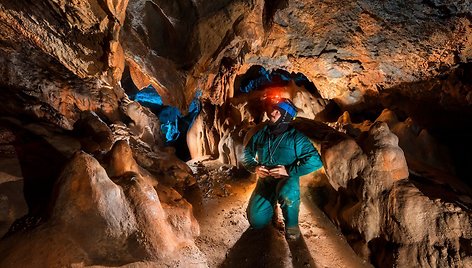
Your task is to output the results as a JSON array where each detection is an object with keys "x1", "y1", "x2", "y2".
[{"x1": 242, "y1": 97, "x2": 323, "y2": 240}]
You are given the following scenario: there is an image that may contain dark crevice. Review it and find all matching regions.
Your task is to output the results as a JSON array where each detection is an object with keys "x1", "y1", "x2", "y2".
[
  {"x1": 334, "y1": 57, "x2": 365, "y2": 70},
  {"x1": 421, "y1": 0, "x2": 453, "y2": 18},
  {"x1": 317, "y1": 48, "x2": 338, "y2": 57},
  {"x1": 409, "y1": 173, "x2": 471, "y2": 210},
  {"x1": 368, "y1": 237, "x2": 396, "y2": 268},
  {"x1": 121, "y1": 68, "x2": 200, "y2": 162},
  {"x1": 262, "y1": 0, "x2": 289, "y2": 30},
  {"x1": 315, "y1": 100, "x2": 342, "y2": 122},
  {"x1": 0, "y1": 120, "x2": 68, "y2": 220}
]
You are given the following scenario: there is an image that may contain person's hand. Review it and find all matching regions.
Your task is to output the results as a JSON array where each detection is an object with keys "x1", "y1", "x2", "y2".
[
  {"x1": 269, "y1": 165, "x2": 289, "y2": 178},
  {"x1": 255, "y1": 166, "x2": 270, "y2": 178}
]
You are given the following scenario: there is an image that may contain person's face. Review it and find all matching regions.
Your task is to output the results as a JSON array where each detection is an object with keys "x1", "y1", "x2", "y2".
[{"x1": 269, "y1": 107, "x2": 281, "y2": 123}]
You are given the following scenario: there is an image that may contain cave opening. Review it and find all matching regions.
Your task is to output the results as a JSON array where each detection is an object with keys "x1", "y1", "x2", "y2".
[
  {"x1": 121, "y1": 67, "x2": 200, "y2": 161},
  {"x1": 234, "y1": 65, "x2": 342, "y2": 123},
  {"x1": 235, "y1": 65, "x2": 320, "y2": 96}
]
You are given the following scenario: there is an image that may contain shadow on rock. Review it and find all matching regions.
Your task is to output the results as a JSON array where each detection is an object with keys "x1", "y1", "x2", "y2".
[
  {"x1": 220, "y1": 226, "x2": 300, "y2": 268},
  {"x1": 287, "y1": 236, "x2": 317, "y2": 268}
]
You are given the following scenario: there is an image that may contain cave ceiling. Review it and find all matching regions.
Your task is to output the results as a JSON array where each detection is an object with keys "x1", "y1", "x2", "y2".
[{"x1": 0, "y1": 0, "x2": 470, "y2": 120}]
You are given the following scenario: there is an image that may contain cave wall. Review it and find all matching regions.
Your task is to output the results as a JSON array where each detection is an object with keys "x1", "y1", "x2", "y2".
[
  {"x1": 0, "y1": 0, "x2": 472, "y2": 267},
  {"x1": 0, "y1": 0, "x2": 127, "y2": 127},
  {"x1": 315, "y1": 113, "x2": 472, "y2": 267}
]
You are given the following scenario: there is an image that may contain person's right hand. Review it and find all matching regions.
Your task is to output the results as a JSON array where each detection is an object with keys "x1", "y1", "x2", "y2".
[{"x1": 255, "y1": 166, "x2": 270, "y2": 178}]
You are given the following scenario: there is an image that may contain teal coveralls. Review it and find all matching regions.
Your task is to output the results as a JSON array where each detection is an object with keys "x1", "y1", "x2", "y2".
[{"x1": 242, "y1": 124, "x2": 322, "y2": 229}]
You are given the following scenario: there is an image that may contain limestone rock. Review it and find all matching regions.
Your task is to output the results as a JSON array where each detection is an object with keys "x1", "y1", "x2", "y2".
[
  {"x1": 0, "y1": 0, "x2": 127, "y2": 129},
  {"x1": 362, "y1": 121, "x2": 409, "y2": 185},
  {"x1": 120, "y1": 0, "x2": 196, "y2": 110},
  {"x1": 323, "y1": 137, "x2": 367, "y2": 190},
  {"x1": 375, "y1": 109, "x2": 455, "y2": 174},
  {"x1": 0, "y1": 150, "x2": 206, "y2": 267},
  {"x1": 73, "y1": 111, "x2": 115, "y2": 154},
  {"x1": 317, "y1": 117, "x2": 472, "y2": 267},
  {"x1": 380, "y1": 180, "x2": 472, "y2": 267},
  {"x1": 0, "y1": 179, "x2": 27, "y2": 238},
  {"x1": 0, "y1": 0, "x2": 471, "y2": 267},
  {"x1": 0, "y1": 0, "x2": 126, "y2": 80},
  {"x1": 107, "y1": 140, "x2": 199, "y2": 239},
  {"x1": 121, "y1": 100, "x2": 163, "y2": 148},
  {"x1": 51, "y1": 152, "x2": 137, "y2": 262}
]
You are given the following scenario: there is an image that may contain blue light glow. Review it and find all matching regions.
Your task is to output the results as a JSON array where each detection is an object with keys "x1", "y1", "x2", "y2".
[
  {"x1": 133, "y1": 85, "x2": 164, "y2": 105},
  {"x1": 239, "y1": 67, "x2": 314, "y2": 93},
  {"x1": 130, "y1": 85, "x2": 201, "y2": 143}
]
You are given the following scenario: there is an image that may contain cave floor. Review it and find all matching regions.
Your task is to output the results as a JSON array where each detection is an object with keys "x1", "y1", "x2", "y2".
[{"x1": 185, "y1": 160, "x2": 371, "y2": 268}]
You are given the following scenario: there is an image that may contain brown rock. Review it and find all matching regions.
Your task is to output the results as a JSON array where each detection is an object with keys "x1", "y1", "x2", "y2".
[
  {"x1": 0, "y1": 150, "x2": 206, "y2": 267},
  {"x1": 107, "y1": 140, "x2": 199, "y2": 238},
  {"x1": 122, "y1": 101, "x2": 163, "y2": 148},
  {"x1": 51, "y1": 152, "x2": 137, "y2": 261},
  {"x1": 376, "y1": 109, "x2": 455, "y2": 174},
  {"x1": 1, "y1": 1, "x2": 471, "y2": 267},
  {"x1": 73, "y1": 111, "x2": 115, "y2": 154},
  {"x1": 381, "y1": 180, "x2": 472, "y2": 268},
  {"x1": 315, "y1": 115, "x2": 471, "y2": 267},
  {"x1": 323, "y1": 137, "x2": 367, "y2": 190},
  {"x1": 363, "y1": 121, "x2": 409, "y2": 184},
  {"x1": 0, "y1": 180, "x2": 28, "y2": 237}
]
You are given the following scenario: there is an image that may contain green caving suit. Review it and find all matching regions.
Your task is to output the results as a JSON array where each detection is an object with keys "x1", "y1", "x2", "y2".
[{"x1": 242, "y1": 124, "x2": 323, "y2": 229}]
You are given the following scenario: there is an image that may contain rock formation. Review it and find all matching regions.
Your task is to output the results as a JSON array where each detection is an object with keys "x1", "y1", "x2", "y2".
[
  {"x1": 0, "y1": 0, "x2": 471, "y2": 267},
  {"x1": 312, "y1": 113, "x2": 472, "y2": 267},
  {"x1": 0, "y1": 141, "x2": 205, "y2": 267}
]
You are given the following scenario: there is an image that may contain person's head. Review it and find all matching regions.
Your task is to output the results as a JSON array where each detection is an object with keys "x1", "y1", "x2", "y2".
[{"x1": 269, "y1": 98, "x2": 297, "y2": 124}]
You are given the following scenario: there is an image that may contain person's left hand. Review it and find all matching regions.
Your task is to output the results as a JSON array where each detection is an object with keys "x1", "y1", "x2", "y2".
[{"x1": 269, "y1": 165, "x2": 289, "y2": 178}]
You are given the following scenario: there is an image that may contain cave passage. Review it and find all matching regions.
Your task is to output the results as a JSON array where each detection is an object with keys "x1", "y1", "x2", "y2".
[
  {"x1": 126, "y1": 85, "x2": 201, "y2": 161},
  {"x1": 235, "y1": 65, "x2": 342, "y2": 123}
]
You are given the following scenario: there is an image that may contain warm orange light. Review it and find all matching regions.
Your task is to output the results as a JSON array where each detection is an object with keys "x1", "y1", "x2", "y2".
[{"x1": 264, "y1": 87, "x2": 284, "y2": 104}]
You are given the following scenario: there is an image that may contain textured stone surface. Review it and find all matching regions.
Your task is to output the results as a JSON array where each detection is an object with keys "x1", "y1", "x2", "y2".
[
  {"x1": 0, "y1": 0, "x2": 471, "y2": 267},
  {"x1": 1, "y1": 0, "x2": 471, "y2": 122},
  {"x1": 0, "y1": 148, "x2": 205, "y2": 267},
  {"x1": 315, "y1": 113, "x2": 472, "y2": 267},
  {"x1": 73, "y1": 111, "x2": 115, "y2": 154},
  {"x1": 0, "y1": 0, "x2": 126, "y2": 129}
]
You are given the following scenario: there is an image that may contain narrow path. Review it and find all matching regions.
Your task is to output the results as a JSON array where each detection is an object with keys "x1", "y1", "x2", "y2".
[
  {"x1": 298, "y1": 184, "x2": 371, "y2": 268},
  {"x1": 186, "y1": 163, "x2": 372, "y2": 268}
]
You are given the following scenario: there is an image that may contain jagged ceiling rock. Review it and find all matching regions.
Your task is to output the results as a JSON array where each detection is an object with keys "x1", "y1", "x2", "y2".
[
  {"x1": 0, "y1": 0, "x2": 128, "y2": 129},
  {"x1": 0, "y1": 0, "x2": 126, "y2": 80},
  {"x1": 182, "y1": 0, "x2": 472, "y2": 109},
  {"x1": 1, "y1": 0, "x2": 471, "y2": 120},
  {"x1": 257, "y1": 1, "x2": 471, "y2": 104}
]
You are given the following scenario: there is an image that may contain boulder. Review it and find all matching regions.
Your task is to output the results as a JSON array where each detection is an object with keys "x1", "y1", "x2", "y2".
[{"x1": 0, "y1": 150, "x2": 206, "y2": 267}]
